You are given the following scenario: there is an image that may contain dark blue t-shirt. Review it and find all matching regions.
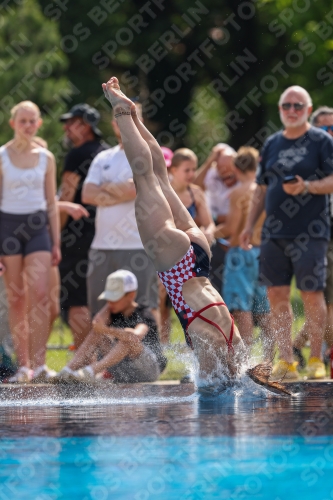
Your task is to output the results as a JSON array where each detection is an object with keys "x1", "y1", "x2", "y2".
[{"x1": 256, "y1": 127, "x2": 333, "y2": 240}]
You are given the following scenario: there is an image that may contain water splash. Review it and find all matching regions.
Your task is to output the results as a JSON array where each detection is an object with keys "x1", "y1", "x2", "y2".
[
  {"x1": 0, "y1": 392, "x2": 198, "y2": 408},
  {"x1": 0, "y1": 343, "x2": 294, "y2": 408}
]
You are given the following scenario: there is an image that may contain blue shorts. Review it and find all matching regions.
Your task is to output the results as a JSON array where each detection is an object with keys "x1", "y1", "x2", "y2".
[
  {"x1": 259, "y1": 238, "x2": 328, "y2": 291},
  {"x1": 223, "y1": 247, "x2": 270, "y2": 314}
]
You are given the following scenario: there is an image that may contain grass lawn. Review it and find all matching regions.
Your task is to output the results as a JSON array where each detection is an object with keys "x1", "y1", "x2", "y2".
[{"x1": 46, "y1": 280, "x2": 318, "y2": 380}]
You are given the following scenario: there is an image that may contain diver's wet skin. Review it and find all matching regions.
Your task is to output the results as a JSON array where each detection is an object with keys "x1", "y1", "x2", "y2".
[
  {"x1": 102, "y1": 77, "x2": 134, "y2": 114},
  {"x1": 101, "y1": 75, "x2": 291, "y2": 399}
]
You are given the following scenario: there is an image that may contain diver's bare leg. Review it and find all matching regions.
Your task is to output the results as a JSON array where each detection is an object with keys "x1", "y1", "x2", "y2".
[
  {"x1": 130, "y1": 109, "x2": 210, "y2": 255},
  {"x1": 102, "y1": 77, "x2": 190, "y2": 271}
]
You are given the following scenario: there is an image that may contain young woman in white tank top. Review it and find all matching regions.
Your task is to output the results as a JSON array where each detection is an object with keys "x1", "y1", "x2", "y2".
[{"x1": 0, "y1": 101, "x2": 60, "y2": 383}]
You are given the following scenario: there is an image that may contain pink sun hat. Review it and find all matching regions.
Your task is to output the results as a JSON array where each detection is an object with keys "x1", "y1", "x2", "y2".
[{"x1": 161, "y1": 147, "x2": 174, "y2": 167}]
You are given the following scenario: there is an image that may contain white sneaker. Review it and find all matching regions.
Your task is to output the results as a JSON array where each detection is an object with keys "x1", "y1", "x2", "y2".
[
  {"x1": 72, "y1": 366, "x2": 96, "y2": 382},
  {"x1": 52, "y1": 366, "x2": 95, "y2": 383},
  {"x1": 8, "y1": 366, "x2": 33, "y2": 383},
  {"x1": 32, "y1": 365, "x2": 57, "y2": 383},
  {"x1": 52, "y1": 366, "x2": 77, "y2": 382}
]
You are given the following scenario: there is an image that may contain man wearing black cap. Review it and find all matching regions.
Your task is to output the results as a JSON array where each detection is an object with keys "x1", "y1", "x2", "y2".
[{"x1": 58, "y1": 103, "x2": 109, "y2": 348}]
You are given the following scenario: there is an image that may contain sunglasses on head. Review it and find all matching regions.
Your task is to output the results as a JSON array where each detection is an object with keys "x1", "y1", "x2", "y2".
[
  {"x1": 281, "y1": 102, "x2": 306, "y2": 111},
  {"x1": 320, "y1": 125, "x2": 333, "y2": 132}
]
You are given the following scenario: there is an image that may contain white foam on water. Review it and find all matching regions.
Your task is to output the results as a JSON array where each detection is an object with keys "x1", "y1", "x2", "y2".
[{"x1": 0, "y1": 393, "x2": 198, "y2": 408}]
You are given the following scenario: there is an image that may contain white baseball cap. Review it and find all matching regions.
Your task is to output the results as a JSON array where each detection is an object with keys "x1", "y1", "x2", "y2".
[{"x1": 98, "y1": 270, "x2": 138, "y2": 302}]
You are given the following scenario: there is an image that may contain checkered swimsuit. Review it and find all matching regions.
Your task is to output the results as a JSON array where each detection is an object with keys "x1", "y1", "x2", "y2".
[
  {"x1": 158, "y1": 245, "x2": 235, "y2": 351},
  {"x1": 159, "y1": 245, "x2": 196, "y2": 321}
]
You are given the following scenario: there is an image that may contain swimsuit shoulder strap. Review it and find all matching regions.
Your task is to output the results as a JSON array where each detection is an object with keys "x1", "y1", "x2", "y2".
[{"x1": 187, "y1": 185, "x2": 196, "y2": 204}]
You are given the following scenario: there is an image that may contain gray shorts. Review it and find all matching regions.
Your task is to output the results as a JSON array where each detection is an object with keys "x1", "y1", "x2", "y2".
[
  {"x1": 260, "y1": 237, "x2": 328, "y2": 291},
  {"x1": 110, "y1": 345, "x2": 160, "y2": 383},
  {"x1": 0, "y1": 211, "x2": 51, "y2": 256},
  {"x1": 87, "y1": 248, "x2": 159, "y2": 317}
]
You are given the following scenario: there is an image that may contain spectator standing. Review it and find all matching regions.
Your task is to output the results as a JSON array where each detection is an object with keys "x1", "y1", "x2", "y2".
[
  {"x1": 0, "y1": 101, "x2": 60, "y2": 382},
  {"x1": 169, "y1": 148, "x2": 215, "y2": 244},
  {"x1": 194, "y1": 145, "x2": 238, "y2": 292},
  {"x1": 82, "y1": 104, "x2": 159, "y2": 322},
  {"x1": 241, "y1": 86, "x2": 333, "y2": 380},
  {"x1": 214, "y1": 147, "x2": 270, "y2": 351},
  {"x1": 58, "y1": 104, "x2": 109, "y2": 348},
  {"x1": 54, "y1": 270, "x2": 166, "y2": 382},
  {"x1": 293, "y1": 106, "x2": 333, "y2": 366}
]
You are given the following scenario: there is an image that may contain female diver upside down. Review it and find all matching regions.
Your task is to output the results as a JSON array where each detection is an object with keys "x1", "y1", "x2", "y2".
[{"x1": 102, "y1": 77, "x2": 290, "y2": 396}]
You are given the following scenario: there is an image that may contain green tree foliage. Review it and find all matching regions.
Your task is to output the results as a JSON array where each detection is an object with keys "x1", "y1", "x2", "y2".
[
  {"x1": 0, "y1": 0, "x2": 74, "y2": 165},
  {"x1": 36, "y1": 0, "x2": 333, "y2": 154}
]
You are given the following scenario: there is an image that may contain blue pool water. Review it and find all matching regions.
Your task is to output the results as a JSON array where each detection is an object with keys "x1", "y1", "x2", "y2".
[
  {"x1": 1, "y1": 435, "x2": 333, "y2": 499},
  {"x1": 0, "y1": 381, "x2": 332, "y2": 499}
]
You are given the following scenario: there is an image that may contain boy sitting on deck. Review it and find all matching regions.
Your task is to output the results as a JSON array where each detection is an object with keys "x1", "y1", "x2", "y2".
[{"x1": 54, "y1": 270, "x2": 167, "y2": 383}]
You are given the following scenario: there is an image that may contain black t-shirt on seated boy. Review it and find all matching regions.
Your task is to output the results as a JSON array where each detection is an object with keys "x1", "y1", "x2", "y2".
[
  {"x1": 109, "y1": 304, "x2": 167, "y2": 372},
  {"x1": 256, "y1": 127, "x2": 333, "y2": 240}
]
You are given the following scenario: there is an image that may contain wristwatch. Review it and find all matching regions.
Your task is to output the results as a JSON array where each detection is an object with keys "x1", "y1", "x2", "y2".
[{"x1": 302, "y1": 180, "x2": 310, "y2": 195}]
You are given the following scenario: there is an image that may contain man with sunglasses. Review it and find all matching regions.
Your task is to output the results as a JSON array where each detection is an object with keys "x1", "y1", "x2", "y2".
[
  {"x1": 241, "y1": 86, "x2": 333, "y2": 381},
  {"x1": 293, "y1": 106, "x2": 333, "y2": 370}
]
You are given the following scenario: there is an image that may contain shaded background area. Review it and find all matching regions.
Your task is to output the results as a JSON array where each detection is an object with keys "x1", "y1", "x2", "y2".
[{"x1": 1, "y1": 0, "x2": 333, "y2": 166}]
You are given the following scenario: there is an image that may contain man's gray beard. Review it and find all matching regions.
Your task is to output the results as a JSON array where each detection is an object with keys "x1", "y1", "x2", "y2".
[{"x1": 279, "y1": 112, "x2": 307, "y2": 129}]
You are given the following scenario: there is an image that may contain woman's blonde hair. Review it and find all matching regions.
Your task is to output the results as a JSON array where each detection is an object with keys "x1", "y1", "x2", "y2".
[
  {"x1": 170, "y1": 148, "x2": 197, "y2": 168},
  {"x1": 10, "y1": 101, "x2": 41, "y2": 120}
]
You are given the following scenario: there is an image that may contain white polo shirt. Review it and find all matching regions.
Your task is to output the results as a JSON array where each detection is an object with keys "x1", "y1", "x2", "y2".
[{"x1": 84, "y1": 145, "x2": 143, "y2": 250}]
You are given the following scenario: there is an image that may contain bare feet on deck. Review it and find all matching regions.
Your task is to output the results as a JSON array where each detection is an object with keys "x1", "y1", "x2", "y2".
[{"x1": 102, "y1": 77, "x2": 135, "y2": 116}]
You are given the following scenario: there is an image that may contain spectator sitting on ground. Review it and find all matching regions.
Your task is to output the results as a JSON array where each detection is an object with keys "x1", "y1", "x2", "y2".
[
  {"x1": 193, "y1": 144, "x2": 238, "y2": 293},
  {"x1": 293, "y1": 106, "x2": 333, "y2": 368},
  {"x1": 214, "y1": 147, "x2": 270, "y2": 353},
  {"x1": 54, "y1": 270, "x2": 167, "y2": 383}
]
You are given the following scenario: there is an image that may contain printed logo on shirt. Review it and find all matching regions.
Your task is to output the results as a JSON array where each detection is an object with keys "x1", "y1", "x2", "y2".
[{"x1": 278, "y1": 146, "x2": 308, "y2": 169}]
